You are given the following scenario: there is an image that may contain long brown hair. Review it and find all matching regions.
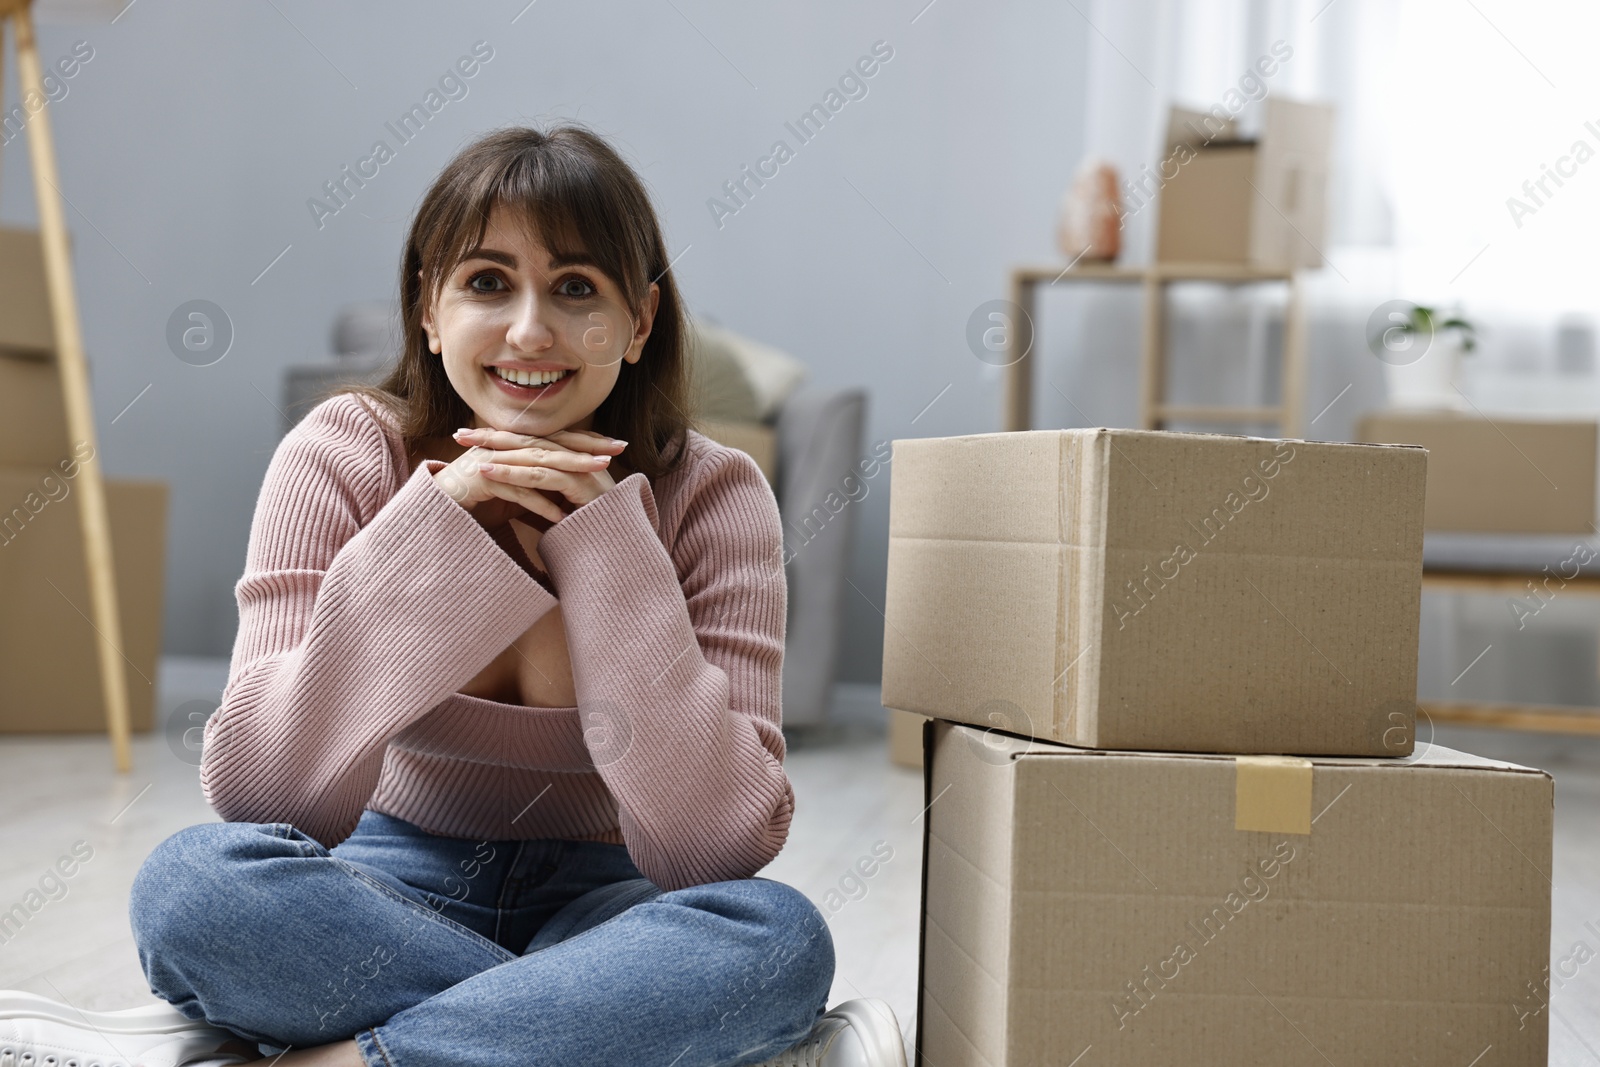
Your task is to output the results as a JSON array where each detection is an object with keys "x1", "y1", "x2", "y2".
[{"x1": 337, "y1": 124, "x2": 692, "y2": 480}]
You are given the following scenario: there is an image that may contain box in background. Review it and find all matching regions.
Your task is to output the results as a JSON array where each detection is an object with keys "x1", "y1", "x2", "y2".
[
  {"x1": 1357, "y1": 410, "x2": 1598, "y2": 534},
  {"x1": 883, "y1": 429, "x2": 1425, "y2": 756},
  {"x1": 694, "y1": 418, "x2": 777, "y2": 486},
  {"x1": 0, "y1": 470, "x2": 168, "y2": 732},
  {"x1": 1156, "y1": 97, "x2": 1334, "y2": 270},
  {"x1": 0, "y1": 227, "x2": 59, "y2": 358},
  {"x1": 0, "y1": 352, "x2": 73, "y2": 467},
  {"x1": 917, "y1": 719, "x2": 1552, "y2": 1067}
]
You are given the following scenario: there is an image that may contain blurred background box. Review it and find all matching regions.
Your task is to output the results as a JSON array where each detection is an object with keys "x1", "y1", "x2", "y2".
[
  {"x1": 1156, "y1": 97, "x2": 1333, "y2": 270},
  {"x1": 0, "y1": 226, "x2": 59, "y2": 358},
  {"x1": 1357, "y1": 411, "x2": 1598, "y2": 533},
  {"x1": 0, "y1": 351, "x2": 73, "y2": 466},
  {"x1": 0, "y1": 471, "x2": 167, "y2": 732}
]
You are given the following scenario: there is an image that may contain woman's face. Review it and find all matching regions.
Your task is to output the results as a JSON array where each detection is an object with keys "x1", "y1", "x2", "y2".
[{"x1": 421, "y1": 202, "x2": 659, "y2": 436}]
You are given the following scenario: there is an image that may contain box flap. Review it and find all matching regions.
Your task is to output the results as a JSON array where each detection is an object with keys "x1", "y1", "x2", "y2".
[
  {"x1": 919, "y1": 719, "x2": 1017, "y2": 1066},
  {"x1": 976, "y1": 722, "x2": 1549, "y2": 777}
]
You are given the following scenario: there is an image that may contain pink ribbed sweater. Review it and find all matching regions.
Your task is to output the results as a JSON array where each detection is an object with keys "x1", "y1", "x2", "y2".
[{"x1": 201, "y1": 392, "x2": 793, "y2": 891}]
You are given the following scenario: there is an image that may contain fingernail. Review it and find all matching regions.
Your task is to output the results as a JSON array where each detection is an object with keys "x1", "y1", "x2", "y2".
[
  {"x1": 454, "y1": 428, "x2": 474, "y2": 437},
  {"x1": 611, "y1": 439, "x2": 628, "y2": 446}
]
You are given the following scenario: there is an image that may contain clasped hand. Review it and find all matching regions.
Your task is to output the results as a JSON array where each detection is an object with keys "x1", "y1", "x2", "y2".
[{"x1": 434, "y1": 426, "x2": 627, "y2": 530}]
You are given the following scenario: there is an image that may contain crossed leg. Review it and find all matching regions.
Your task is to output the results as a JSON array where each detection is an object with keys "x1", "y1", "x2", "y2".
[{"x1": 129, "y1": 819, "x2": 833, "y2": 1067}]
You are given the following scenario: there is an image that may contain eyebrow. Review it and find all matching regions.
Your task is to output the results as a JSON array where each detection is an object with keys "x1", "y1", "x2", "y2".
[
  {"x1": 461, "y1": 247, "x2": 600, "y2": 271},
  {"x1": 462, "y1": 248, "x2": 516, "y2": 268}
]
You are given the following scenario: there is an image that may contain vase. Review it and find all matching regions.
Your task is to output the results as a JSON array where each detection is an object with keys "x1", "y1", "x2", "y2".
[{"x1": 1381, "y1": 334, "x2": 1469, "y2": 410}]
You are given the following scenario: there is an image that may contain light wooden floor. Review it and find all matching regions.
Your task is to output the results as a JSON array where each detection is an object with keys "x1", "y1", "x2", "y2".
[{"x1": 3, "y1": 661, "x2": 1599, "y2": 1063}]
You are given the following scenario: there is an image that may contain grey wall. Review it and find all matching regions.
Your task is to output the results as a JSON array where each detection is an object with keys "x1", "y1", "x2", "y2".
[{"x1": 0, "y1": 1, "x2": 1090, "y2": 682}]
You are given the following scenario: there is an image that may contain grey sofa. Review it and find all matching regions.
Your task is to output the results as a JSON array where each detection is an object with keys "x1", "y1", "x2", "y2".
[{"x1": 282, "y1": 305, "x2": 864, "y2": 728}]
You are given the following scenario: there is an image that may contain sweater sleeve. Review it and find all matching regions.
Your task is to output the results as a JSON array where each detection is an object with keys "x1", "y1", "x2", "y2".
[
  {"x1": 201, "y1": 397, "x2": 561, "y2": 847},
  {"x1": 536, "y1": 446, "x2": 792, "y2": 891}
]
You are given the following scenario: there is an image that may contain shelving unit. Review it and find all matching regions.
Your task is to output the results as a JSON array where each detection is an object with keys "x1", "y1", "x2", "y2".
[
  {"x1": 1001, "y1": 262, "x2": 1306, "y2": 436},
  {"x1": 1418, "y1": 569, "x2": 1600, "y2": 735}
]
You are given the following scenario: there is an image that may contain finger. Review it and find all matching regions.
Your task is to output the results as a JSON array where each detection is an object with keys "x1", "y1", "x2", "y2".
[
  {"x1": 480, "y1": 463, "x2": 601, "y2": 509},
  {"x1": 498, "y1": 447, "x2": 613, "y2": 473},
  {"x1": 457, "y1": 440, "x2": 609, "y2": 472},
  {"x1": 456, "y1": 427, "x2": 625, "y2": 455},
  {"x1": 480, "y1": 475, "x2": 569, "y2": 525},
  {"x1": 539, "y1": 429, "x2": 627, "y2": 454},
  {"x1": 456, "y1": 429, "x2": 565, "y2": 453}
]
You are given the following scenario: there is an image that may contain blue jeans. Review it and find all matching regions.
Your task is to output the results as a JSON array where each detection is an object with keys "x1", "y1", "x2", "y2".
[{"x1": 128, "y1": 812, "x2": 834, "y2": 1067}]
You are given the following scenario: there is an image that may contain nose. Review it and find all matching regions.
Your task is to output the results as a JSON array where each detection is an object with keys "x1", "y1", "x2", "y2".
[{"x1": 505, "y1": 289, "x2": 555, "y2": 353}]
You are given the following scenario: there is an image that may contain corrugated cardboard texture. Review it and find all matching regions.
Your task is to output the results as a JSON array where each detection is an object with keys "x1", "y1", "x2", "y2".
[
  {"x1": 882, "y1": 429, "x2": 1425, "y2": 756},
  {"x1": 919, "y1": 721, "x2": 1553, "y2": 1067},
  {"x1": 0, "y1": 471, "x2": 167, "y2": 732},
  {"x1": 1358, "y1": 411, "x2": 1597, "y2": 534}
]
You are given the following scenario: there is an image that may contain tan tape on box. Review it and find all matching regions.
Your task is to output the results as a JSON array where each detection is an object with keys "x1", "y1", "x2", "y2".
[{"x1": 1234, "y1": 756, "x2": 1313, "y2": 834}]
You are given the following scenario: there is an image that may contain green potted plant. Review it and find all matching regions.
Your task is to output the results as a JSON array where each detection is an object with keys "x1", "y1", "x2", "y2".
[{"x1": 1380, "y1": 303, "x2": 1479, "y2": 409}]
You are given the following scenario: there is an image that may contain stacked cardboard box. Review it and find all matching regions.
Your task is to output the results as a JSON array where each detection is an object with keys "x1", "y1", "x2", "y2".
[
  {"x1": 0, "y1": 227, "x2": 167, "y2": 733},
  {"x1": 882, "y1": 428, "x2": 1554, "y2": 1065}
]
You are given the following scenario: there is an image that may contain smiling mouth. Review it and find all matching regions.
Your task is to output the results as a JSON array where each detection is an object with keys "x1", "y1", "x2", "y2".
[{"x1": 490, "y1": 365, "x2": 576, "y2": 388}]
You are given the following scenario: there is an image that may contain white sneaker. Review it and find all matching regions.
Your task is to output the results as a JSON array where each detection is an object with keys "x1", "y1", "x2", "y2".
[
  {"x1": 0, "y1": 991, "x2": 250, "y2": 1067},
  {"x1": 754, "y1": 998, "x2": 909, "y2": 1067}
]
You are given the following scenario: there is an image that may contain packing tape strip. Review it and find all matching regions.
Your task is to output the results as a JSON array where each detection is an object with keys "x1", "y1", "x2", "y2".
[{"x1": 1234, "y1": 756, "x2": 1313, "y2": 835}]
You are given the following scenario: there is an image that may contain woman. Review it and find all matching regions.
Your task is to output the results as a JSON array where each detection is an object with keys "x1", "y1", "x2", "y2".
[{"x1": 0, "y1": 125, "x2": 906, "y2": 1067}]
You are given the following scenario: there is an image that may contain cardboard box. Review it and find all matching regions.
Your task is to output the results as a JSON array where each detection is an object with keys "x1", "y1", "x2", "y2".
[
  {"x1": 1165, "y1": 105, "x2": 1238, "y2": 148},
  {"x1": 0, "y1": 352, "x2": 73, "y2": 466},
  {"x1": 1154, "y1": 142, "x2": 1259, "y2": 265},
  {"x1": 0, "y1": 469, "x2": 168, "y2": 732},
  {"x1": 888, "y1": 706, "x2": 926, "y2": 769},
  {"x1": 695, "y1": 418, "x2": 777, "y2": 486},
  {"x1": 1156, "y1": 97, "x2": 1334, "y2": 270},
  {"x1": 1358, "y1": 410, "x2": 1598, "y2": 534},
  {"x1": 882, "y1": 429, "x2": 1425, "y2": 756},
  {"x1": 0, "y1": 227, "x2": 62, "y2": 357},
  {"x1": 917, "y1": 719, "x2": 1553, "y2": 1067}
]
